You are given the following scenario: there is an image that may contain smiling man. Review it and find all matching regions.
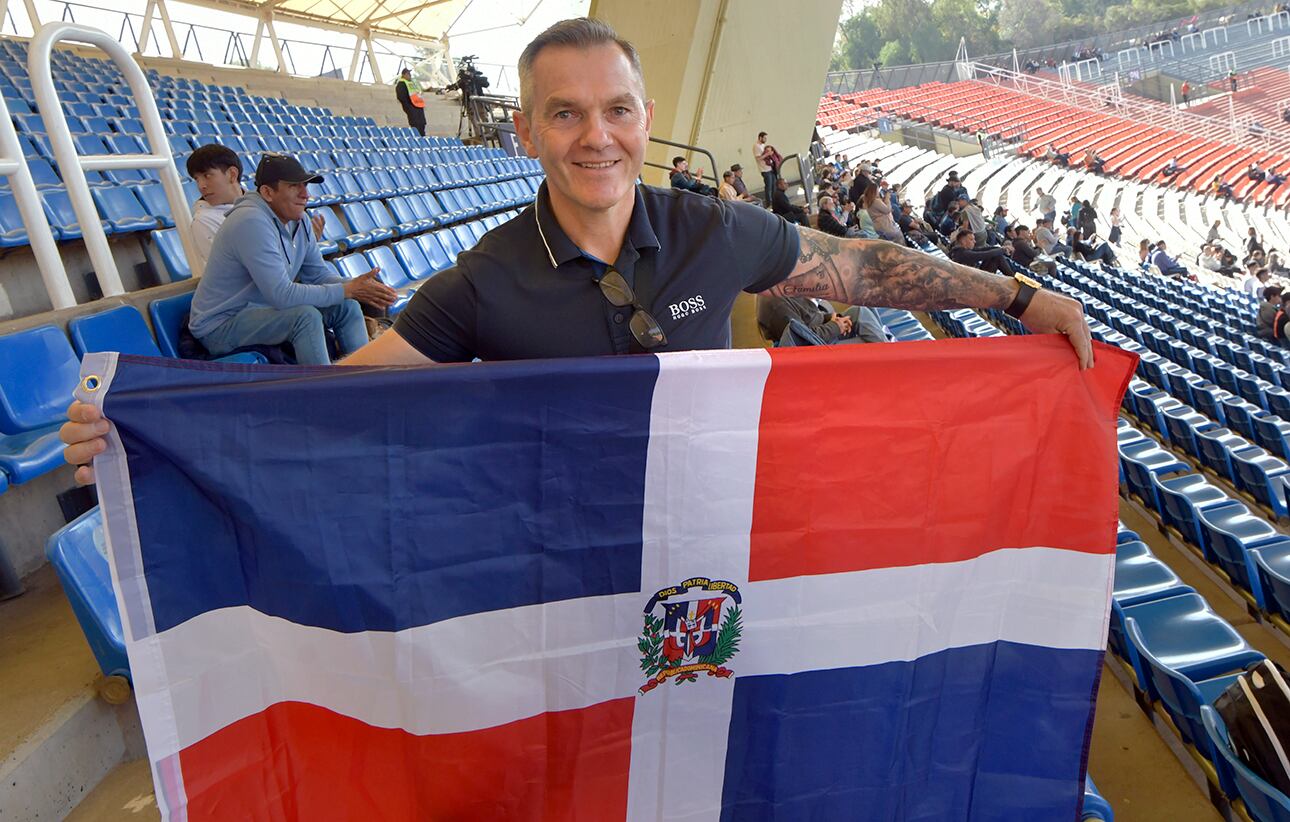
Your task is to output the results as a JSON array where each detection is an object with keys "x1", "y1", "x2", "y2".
[{"x1": 62, "y1": 17, "x2": 1093, "y2": 483}]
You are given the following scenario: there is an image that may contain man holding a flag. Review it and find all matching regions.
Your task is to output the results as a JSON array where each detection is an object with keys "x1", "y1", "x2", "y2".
[{"x1": 63, "y1": 16, "x2": 1091, "y2": 485}]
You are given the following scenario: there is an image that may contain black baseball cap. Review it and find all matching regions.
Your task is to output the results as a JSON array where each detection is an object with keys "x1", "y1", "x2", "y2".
[{"x1": 254, "y1": 153, "x2": 323, "y2": 188}]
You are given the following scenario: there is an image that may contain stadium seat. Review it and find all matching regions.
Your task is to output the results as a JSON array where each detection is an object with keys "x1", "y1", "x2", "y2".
[
  {"x1": 392, "y1": 238, "x2": 434, "y2": 281},
  {"x1": 309, "y1": 207, "x2": 349, "y2": 255},
  {"x1": 1082, "y1": 777, "x2": 1113, "y2": 822},
  {"x1": 1118, "y1": 439, "x2": 1188, "y2": 511},
  {"x1": 1118, "y1": 592, "x2": 1263, "y2": 694},
  {"x1": 131, "y1": 183, "x2": 176, "y2": 227},
  {"x1": 91, "y1": 186, "x2": 156, "y2": 233},
  {"x1": 334, "y1": 253, "x2": 372, "y2": 281},
  {"x1": 150, "y1": 228, "x2": 191, "y2": 281},
  {"x1": 0, "y1": 191, "x2": 29, "y2": 246},
  {"x1": 0, "y1": 325, "x2": 81, "y2": 485},
  {"x1": 1201, "y1": 707, "x2": 1290, "y2": 822},
  {"x1": 339, "y1": 201, "x2": 392, "y2": 245},
  {"x1": 146, "y1": 292, "x2": 264, "y2": 364},
  {"x1": 45, "y1": 507, "x2": 129, "y2": 680},
  {"x1": 39, "y1": 188, "x2": 83, "y2": 241},
  {"x1": 68, "y1": 304, "x2": 162, "y2": 357},
  {"x1": 364, "y1": 244, "x2": 412, "y2": 291},
  {"x1": 1198, "y1": 500, "x2": 1283, "y2": 607},
  {"x1": 1126, "y1": 619, "x2": 1246, "y2": 794},
  {"x1": 414, "y1": 231, "x2": 454, "y2": 274},
  {"x1": 1150, "y1": 472, "x2": 1230, "y2": 548}
]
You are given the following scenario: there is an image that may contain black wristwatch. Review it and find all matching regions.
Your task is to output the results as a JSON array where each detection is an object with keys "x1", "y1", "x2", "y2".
[{"x1": 1005, "y1": 273, "x2": 1042, "y2": 319}]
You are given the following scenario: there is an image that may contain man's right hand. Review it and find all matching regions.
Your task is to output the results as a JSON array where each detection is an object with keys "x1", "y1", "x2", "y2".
[
  {"x1": 61, "y1": 400, "x2": 107, "y2": 486},
  {"x1": 344, "y1": 269, "x2": 398, "y2": 309},
  {"x1": 832, "y1": 314, "x2": 853, "y2": 336}
]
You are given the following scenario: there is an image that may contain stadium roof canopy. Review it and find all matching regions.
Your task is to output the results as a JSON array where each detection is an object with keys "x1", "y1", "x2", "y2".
[{"x1": 183, "y1": 0, "x2": 467, "y2": 44}]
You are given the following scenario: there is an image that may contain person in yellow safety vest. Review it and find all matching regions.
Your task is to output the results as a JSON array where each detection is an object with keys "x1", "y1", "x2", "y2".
[{"x1": 396, "y1": 68, "x2": 427, "y2": 137}]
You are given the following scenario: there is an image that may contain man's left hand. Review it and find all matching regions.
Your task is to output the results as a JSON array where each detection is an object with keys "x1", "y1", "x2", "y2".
[
  {"x1": 311, "y1": 213, "x2": 326, "y2": 240},
  {"x1": 1018, "y1": 289, "x2": 1094, "y2": 370}
]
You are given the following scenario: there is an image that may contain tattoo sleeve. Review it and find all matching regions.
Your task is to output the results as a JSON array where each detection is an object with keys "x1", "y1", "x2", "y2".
[{"x1": 765, "y1": 227, "x2": 1017, "y2": 312}]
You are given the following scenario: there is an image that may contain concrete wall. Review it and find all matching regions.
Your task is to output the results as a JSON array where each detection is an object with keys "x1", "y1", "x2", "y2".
[{"x1": 589, "y1": 0, "x2": 844, "y2": 188}]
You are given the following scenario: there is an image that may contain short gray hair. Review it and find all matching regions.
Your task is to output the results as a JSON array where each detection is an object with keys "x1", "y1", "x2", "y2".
[{"x1": 518, "y1": 17, "x2": 644, "y2": 113}]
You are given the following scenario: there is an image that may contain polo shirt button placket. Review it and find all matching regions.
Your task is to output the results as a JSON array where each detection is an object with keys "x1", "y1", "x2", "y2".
[{"x1": 613, "y1": 312, "x2": 625, "y2": 324}]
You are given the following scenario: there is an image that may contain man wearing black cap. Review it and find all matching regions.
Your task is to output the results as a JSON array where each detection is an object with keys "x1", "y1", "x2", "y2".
[{"x1": 187, "y1": 154, "x2": 397, "y2": 365}]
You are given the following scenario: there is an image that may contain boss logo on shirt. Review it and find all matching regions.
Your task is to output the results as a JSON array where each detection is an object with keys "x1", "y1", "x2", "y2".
[{"x1": 669, "y1": 295, "x2": 707, "y2": 320}]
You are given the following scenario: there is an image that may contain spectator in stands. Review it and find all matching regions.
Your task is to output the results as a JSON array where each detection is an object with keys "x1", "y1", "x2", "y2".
[
  {"x1": 1161, "y1": 158, "x2": 1182, "y2": 177},
  {"x1": 1108, "y1": 207, "x2": 1122, "y2": 245},
  {"x1": 729, "y1": 164, "x2": 760, "y2": 203},
  {"x1": 755, "y1": 294, "x2": 886, "y2": 346},
  {"x1": 395, "y1": 68, "x2": 427, "y2": 137},
  {"x1": 864, "y1": 180, "x2": 903, "y2": 243},
  {"x1": 1067, "y1": 196, "x2": 1082, "y2": 229},
  {"x1": 771, "y1": 178, "x2": 809, "y2": 226},
  {"x1": 1246, "y1": 227, "x2": 1265, "y2": 259},
  {"x1": 1150, "y1": 240, "x2": 1189, "y2": 277},
  {"x1": 1211, "y1": 174, "x2": 1235, "y2": 200},
  {"x1": 948, "y1": 228, "x2": 1011, "y2": 275},
  {"x1": 1139, "y1": 240, "x2": 1153, "y2": 266},
  {"x1": 1258, "y1": 285, "x2": 1284, "y2": 340},
  {"x1": 1035, "y1": 187, "x2": 1056, "y2": 225},
  {"x1": 837, "y1": 169, "x2": 853, "y2": 202},
  {"x1": 1270, "y1": 252, "x2": 1288, "y2": 277},
  {"x1": 1084, "y1": 148, "x2": 1105, "y2": 174},
  {"x1": 754, "y1": 131, "x2": 777, "y2": 207},
  {"x1": 1035, "y1": 218, "x2": 1071, "y2": 256},
  {"x1": 1229, "y1": 70, "x2": 1239, "y2": 93},
  {"x1": 1243, "y1": 263, "x2": 1270, "y2": 298},
  {"x1": 188, "y1": 155, "x2": 396, "y2": 365},
  {"x1": 1181, "y1": 81, "x2": 1191, "y2": 104},
  {"x1": 1283, "y1": 105, "x2": 1290, "y2": 124},
  {"x1": 669, "y1": 157, "x2": 715, "y2": 196},
  {"x1": 1275, "y1": 293, "x2": 1290, "y2": 347},
  {"x1": 1248, "y1": 162, "x2": 1266, "y2": 182},
  {"x1": 816, "y1": 194, "x2": 853, "y2": 237},
  {"x1": 1268, "y1": 166, "x2": 1286, "y2": 190},
  {"x1": 719, "y1": 170, "x2": 758, "y2": 204},
  {"x1": 1045, "y1": 143, "x2": 1070, "y2": 166},
  {"x1": 186, "y1": 145, "x2": 242, "y2": 268},
  {"x1": 896, "y1": 202, "x2": 932, "y2": 245},
  {"x1": 960, "y1": 195, "x2": 987, "y2": 246},
  {"x1": 1011, "y1": 225, "x2": 1056, "y2": 276},
  {"x1": 1207, "y1": 220, "x2": 1223, "y2": 244},
  {"x1": 1200, "y1": 244, "x2": 1223, "y2": 274},
  {"x1": 1066, "y1": 227, "x2": 1117, "y2": 265},
  {"x1": 932, "y1": 171, "x2": 965, "y2": 215},
  {"x1": 991, "y1": 205, "x2": 1009, "y2": 237},
  {"x1": 1077, "y1": 200, "x2": 1097, "y2": 240}
]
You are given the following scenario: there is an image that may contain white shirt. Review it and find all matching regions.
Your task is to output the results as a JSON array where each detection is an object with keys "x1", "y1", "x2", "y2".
[
  {"x1": 190, "y1": 198, "x2": 235, "y2": 269},
  {"x1": 754, "y1": 141, "x2": 770, "y2": 173},
  {"x1": 1244, "y1": 276, "x2": 1263, "y2": 297}
]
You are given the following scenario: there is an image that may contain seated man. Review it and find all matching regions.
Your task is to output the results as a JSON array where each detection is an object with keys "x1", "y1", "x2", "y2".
[
  {"x1": 669, "y1": 156, "x2": 716, "y2": 196},
  {"x1": 1067, "y1": 228, "x2": 1117, "y2": 265},
  {"x1": 1149, "y1": 240, "x2": 1189, "y2": 277},
  {"x1": 1010, "y1": 225, "x2": 1057, "y2": 276},
  {"x1": 1258, "y1": 285, "x2": 1284, "y2": 340},
  {"x1": 770, "y1": 178, "x2": 809, "y2": 227},
  {"x1": 718, "y1": 170, "x2": 758, "y2": 203},
  {"x1": 1268, "y1": 167, "x2": 1287, "y2": 189},
  {"x1": 728, "y1": 163, "x2": 761, "y2": 202},
  {"x1": 1248, "y1": 162, "x2": 1265, "y2": 182},
  {"x1": 1034, "y1": 217, "x2": 1072, "y2": 256},
  {"x1": 189, "y1": 154, "x2": 397, "y2": 365},
  {"x1": 1242, "y1": 263, "x2": 1269, "y2": 298},
  {"x1": 1084, "y1": 148, "x2": 1105, "y2": 173},
  {"x1": 1044, "y1": 143, "x2": 1070, "y2": 166},
  {"x1": 755, "y1": 293, "x2": 886, "y2": 346},
  {"x1": 896, "y1": 202, "x2": 933, "y2": 244},
  {"x1": 947, "y1": 228, "x2": 1012, "y2": 275},
  {"x1": 816, "y1": 194, "x2": 853, "y2": 237},
  {"x1": 1161, "y1": 158, "x2": 1182, "y2": 177}
]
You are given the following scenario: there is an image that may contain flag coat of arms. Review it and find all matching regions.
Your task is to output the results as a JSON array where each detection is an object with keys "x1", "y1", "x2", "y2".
[{"x1": 82, "y1": 334, "x2": 1136, "y2": 821}]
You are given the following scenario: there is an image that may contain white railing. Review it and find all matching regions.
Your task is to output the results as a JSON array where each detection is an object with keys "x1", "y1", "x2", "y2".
[
  {"x1": 28, "y1": 21, "x2": 199, "y2": 297},
  {"x1": 1116, "y1": 46, "x2": 1146, "y2": 70},
  {"x1": 1146, "y1": 39, "x2": 1176, "y2": 59},
  {"x1": 0, "y1": 94, "x2": 72, "y2": 309},
  {"x1": 970, "y1": 61, "x2": 1290, "y2": 155},
  {"x1": 1273, "y1": 36, "x2": 1290, "y2": 60},
  {"x1": 1180, "y1": 32, "x2": 1203, "y2": 53},
  {"x1": 1209, "y1": 50, "x2": 1237, "y2": 75},
  {"x1": 1202, "y1": 25, "x2": 1229, "y2": 48}
]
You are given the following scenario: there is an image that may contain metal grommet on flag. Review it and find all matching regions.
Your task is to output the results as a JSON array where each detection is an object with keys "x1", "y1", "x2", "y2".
[{"x1": 81, "y1": 375, "x2": 102, "y2": 393}]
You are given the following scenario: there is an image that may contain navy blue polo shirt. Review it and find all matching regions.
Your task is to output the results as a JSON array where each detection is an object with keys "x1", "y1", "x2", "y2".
[{"x1": 392, "y1": 183, "x2": 801, "y2": 362}]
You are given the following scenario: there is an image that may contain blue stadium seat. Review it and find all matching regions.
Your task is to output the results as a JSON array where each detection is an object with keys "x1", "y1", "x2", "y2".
[
  {"x1": 450, "y1": 223, "x2": 476, "y2": 254},
  {"x1": 1082, "y1": 777, "x2": 1113, "y2": 821},
  {"x1": 1150, "y1": 472, "x2": 1230, "y2": 549},
  {"x1": 1118, "y1": 592, "x2": 1262, "y2": 700},
  {"x1": 1201, "y1": 707, "x2": 1290, "y2": 822},
  {"x1": 339, "y1": 202, "x2": 391, "y2": 245},
  {"x1": 91, "y1": 186, "x2": 156, "y2": 233},
  {"x1": 1126, "y1": 619, "x2": 1247, "y2": 795},
  {"x1": 131, "y1": 183, "x2": 175, "y2": 227},
  {"x1": 151, "y1": 228, "x2": 191, "y2": 281},
  {"x1": 1195, "y1": 427, "x2": 1249, "y2": 481},
  {"x1": 68, "y1": 304, "x2": 162, "y2": 357},
  {"x1": 364, "y1": 244, "x2": 411, "y2": 291},
  {"x1": 392, "y1": 238, "x2": 433, "y2": 281},
  {"x1": 1198, "y1": 500, "x2": 1283, "y2": 607},
  {"x1": 39, "y1": 188, "x2": 83, "y2": 241},
  {"x1": 387, "y1": 196, "x2": 432, "y2": 234},
  {"x1": 309, "y1": 207, "x2": 348, "y2": 256},
  {"x1": 45, "y1": 507, "x2": 130, "y2": 680},
  {"x1": 0, "y1": 191, "x2": 29, "y2": 246},
  {"x1": 334, "y1": 253, "x2": 372, "y2": 280},
  {"x1": 1113, "y1": 540, "x2": 1192, "y2": 608},
  {"x1": 1253, "y1": 539, "x2": 1290, "y2": 623},
  {"x1": 0, "y1": 325, "x2": 80, "y2": 485},
  {"x1": 145, "y1": 292, "x2": 263, "y2": 364},
  {"x1": 414, "y1": 231, "x2": 453, "y2": 274},
  {"x1": 365, "y1": 200, "x2": 402, "y2": 238},
  {"x1": 1118, "y1": 439, "x2": 1188, "y2": 511}
]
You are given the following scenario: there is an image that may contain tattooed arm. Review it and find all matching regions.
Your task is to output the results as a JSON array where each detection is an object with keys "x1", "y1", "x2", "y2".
[{"x1": 765, "y1": 228, "x2": 1095, "y2": 368}]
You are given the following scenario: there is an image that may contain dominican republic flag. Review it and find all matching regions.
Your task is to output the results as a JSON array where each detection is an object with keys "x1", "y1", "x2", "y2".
[{"x1": 82, "y1": 334, "x2": 1135, "y2": 821}]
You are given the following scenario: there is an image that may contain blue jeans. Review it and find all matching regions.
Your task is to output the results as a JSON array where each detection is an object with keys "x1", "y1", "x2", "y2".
[
  {"x1": 199, "y1": 301, "x2": 367, "y2": 365},
  {"x1": 762, "y1": 171, "x2": 777, "y2": 207}
]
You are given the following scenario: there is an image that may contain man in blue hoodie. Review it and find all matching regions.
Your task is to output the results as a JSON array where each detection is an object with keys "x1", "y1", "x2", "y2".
[{"x1": 189, "y1": 155, "x2": 396, "y2": 364}]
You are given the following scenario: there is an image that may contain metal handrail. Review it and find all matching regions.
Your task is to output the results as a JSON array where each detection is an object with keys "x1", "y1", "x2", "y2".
[
  {"x1": 29, "y1": 21, "x2": 199, "y2": 296},
  {"x1": 645, "y1": 136, "x2": 719, "y2": 183},
  {"x1": 0, "y1": 93, "x2": 72, "y2": 309}
]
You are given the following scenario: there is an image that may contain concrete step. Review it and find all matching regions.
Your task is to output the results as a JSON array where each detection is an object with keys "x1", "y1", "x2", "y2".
[
  {"x1": 0, "y1": 566, "x2": 143, "y2": 821},
  {"x1": 65, "y1": 758, "x2": 157, "y2": 821}
]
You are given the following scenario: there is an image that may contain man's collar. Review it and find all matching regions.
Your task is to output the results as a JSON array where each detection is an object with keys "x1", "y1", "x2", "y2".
[{"x1": 534, "y1": 182, "x2": 660, "y2": 269}]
